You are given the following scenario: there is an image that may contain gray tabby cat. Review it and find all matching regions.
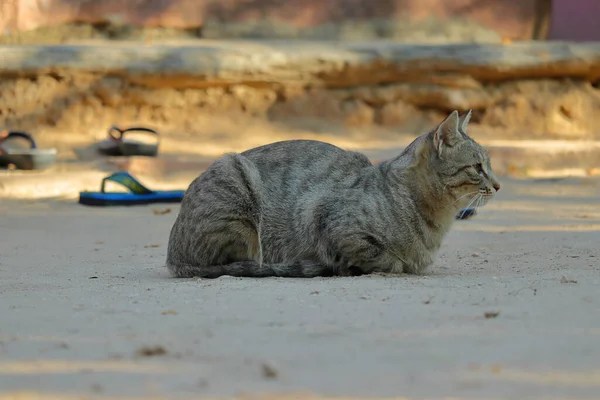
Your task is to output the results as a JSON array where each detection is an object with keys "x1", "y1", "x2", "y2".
[{"x1": 166, "y1": 110, "x2": 500, "y2": 278}]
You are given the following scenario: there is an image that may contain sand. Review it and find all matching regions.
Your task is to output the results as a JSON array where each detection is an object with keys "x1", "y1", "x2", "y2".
[{"x1": 0, "y1": 176, "x2": 599, "y2": 399}]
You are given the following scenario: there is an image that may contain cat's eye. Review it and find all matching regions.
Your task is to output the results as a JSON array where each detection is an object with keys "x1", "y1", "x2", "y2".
[{"x1": 475, "y1": 163, "x2": 484, "y2": 175}]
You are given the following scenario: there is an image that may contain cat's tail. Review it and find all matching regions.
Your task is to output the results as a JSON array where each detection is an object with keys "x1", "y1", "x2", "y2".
[{"x1": 167, "y1": 260, "x2": 334, "y2": 278}]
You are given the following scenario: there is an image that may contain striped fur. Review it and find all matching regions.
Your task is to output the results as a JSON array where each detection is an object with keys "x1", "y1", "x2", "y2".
[{"x1": 166, "y1": 110, "x2": 500, "y2": 278}]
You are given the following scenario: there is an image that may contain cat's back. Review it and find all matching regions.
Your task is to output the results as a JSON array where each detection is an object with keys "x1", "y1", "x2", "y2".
[
  {"x1": 242, "y1": 139, "x2": 348, "y2": 167},
  {"x1": 241, "y1": 139, "x2": 371, "y2": 188}
]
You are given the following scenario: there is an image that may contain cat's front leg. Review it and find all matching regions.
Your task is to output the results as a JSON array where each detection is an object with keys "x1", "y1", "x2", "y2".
[
  {"x1": 334, "y1": 233, "x2": 402, "y2": 276},
  {"x1": 337, "y1": 254, "x2": 402, "y2": 277}
]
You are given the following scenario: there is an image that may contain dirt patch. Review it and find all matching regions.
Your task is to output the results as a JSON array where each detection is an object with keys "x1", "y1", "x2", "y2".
[
  {"x1": 135, "y1": 345, "x2": 168, "y2": 357},
  {"x1": 2, "y1": 72, "x2": 599, "y2": 144}
]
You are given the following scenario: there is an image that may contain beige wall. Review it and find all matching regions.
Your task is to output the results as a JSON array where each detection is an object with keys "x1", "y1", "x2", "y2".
[{"x1": 0, "y1": 0, "x2": 537, "y2": 41}]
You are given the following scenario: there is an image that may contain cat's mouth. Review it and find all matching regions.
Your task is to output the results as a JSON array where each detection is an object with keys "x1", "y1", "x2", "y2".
[{"x1": 478, "y1": 192, "x2": 497, "y2": 208}]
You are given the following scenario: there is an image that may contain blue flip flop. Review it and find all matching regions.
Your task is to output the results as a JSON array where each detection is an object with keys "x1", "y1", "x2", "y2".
[
  {"x1": 79, "y1": 171, "x2": 185, "y2": 206},
  {"x1": 456, "y1": 208, "x2": 477, "y2": 220}
]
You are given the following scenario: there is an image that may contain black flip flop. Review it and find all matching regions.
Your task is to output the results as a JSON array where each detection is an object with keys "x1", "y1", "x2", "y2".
[
  {"x1": 97, "y1": 126, "x2": 160, "y2": 157},
  {"x1": 0, "y1": 131, "x2": 57, "y2": 170}
]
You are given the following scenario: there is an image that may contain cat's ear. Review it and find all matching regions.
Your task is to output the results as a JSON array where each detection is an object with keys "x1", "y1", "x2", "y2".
[
  {"x1": 433, "y1": 110, "x2": 462, "y2": 156},
  {"x1": 458, "y1": 109, "x2": 472, "y2": 133}
]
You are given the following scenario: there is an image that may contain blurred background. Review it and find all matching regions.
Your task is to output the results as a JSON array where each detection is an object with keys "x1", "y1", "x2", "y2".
[
  {"x1": 0, "y1": 0, "x2": 599, "y2": 187},
  {"x1": 0, "y1": 0, "x2": 598, "y2": 42}
]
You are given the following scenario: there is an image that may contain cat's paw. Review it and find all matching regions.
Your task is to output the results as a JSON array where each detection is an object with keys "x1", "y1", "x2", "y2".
[{"x1": 338, "y1": 265, "x2": 365, "y2": 277}]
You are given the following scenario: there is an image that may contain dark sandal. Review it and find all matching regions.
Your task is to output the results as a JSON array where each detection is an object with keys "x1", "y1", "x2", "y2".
[
  {"x1": 0, "y1": 130, "x2": 57, "y2": 170},
  {"x1": 97, "y1": 126, "x2": 160, "y2": 157}
]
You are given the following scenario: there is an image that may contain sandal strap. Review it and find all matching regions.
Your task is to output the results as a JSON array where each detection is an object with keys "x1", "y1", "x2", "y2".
[
  {"x1": 0, "y1": 131, "x2": 37, "y2": 155},
  {"x1": 100, "y1": 172, "x2": 154, "y2": 195},
  {"x1": 108, "y1": 125, "x2": 160, "y2": 144}
]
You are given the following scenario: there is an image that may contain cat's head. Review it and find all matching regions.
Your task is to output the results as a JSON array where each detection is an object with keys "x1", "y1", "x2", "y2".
[{"x1": 418, "y1": 110, "x2": 500, "y2": 210}]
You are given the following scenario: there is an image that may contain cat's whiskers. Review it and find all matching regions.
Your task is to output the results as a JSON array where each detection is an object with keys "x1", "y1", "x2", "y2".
[
  {"x1": 463, "y1": 193, "x2": 481, "y2": 210},
  {"x1": 451, "y1": 191, "x2": 479, "y2": 207},
  {"x1": 474, "y1": 194, "x2": 484, "y2": 213},
  {"x1": 458, "y1": 193, "x2": 481, "y2": 219}
]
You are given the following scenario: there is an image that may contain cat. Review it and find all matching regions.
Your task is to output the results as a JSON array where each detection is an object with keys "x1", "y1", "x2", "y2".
[{"x1": 166, "y1": 109, "x2": 500, "y2": 278}]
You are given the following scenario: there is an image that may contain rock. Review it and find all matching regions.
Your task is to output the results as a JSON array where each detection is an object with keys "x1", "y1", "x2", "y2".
[
  {"x1": 481, "y1": 80, "x2": 600, "y2": 137},
  {"x1": 93, "y1": 77, "x2": 124, "y2": 107},
  {"x1": 341, "y1": 100, "x2": 374, "y2": 126},
  {"x1": 268, "y1": 89, "x2": 342, "y2": 122},
  {"x1": 375, "y1": 101, "x2": 418, "y2": 126},
  {"x1": 351, "y1": 83, "x2": 492, "y2": 112}
]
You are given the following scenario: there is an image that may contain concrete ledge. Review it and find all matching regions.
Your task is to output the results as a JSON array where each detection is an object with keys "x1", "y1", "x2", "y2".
[{"x1": 1, "y1": 41, "x2": 600, "y2": 87}]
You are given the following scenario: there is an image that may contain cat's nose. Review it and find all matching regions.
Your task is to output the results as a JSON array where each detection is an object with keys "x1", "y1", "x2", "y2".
[{"x1": 493, "y1": 183, "x2": 501, "y2": 192}]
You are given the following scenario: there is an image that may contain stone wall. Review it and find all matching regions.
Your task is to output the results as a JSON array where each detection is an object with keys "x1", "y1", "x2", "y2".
[{"x1": 0, "y1": 41, "x2": 599, "y2": 141}]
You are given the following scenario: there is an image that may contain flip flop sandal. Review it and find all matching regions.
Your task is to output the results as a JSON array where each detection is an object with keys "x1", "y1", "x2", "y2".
[
  {"x1": 79, "y1": 171, "x2": 185, "y2": 206},
  {"x1": 97, "y1": 126, "x2": 160, "y2": 157},
  {"x1": 456, "y1": 207, "x2": 477, "y2": 220},
  {"x1": 0, "y1": 130, "x2": 57, "y2": 170}
]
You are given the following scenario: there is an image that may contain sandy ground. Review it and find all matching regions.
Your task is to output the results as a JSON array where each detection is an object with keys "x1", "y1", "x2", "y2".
[{"x1": 0, "y1": 175, "x2": 599, "y2": 400}]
